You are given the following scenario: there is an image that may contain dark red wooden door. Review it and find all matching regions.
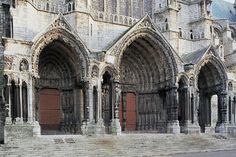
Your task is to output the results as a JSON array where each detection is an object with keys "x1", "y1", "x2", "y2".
[
  {"x1": 39, "y1": 89, "x2": 60, "y2": 130},
  {"x1": 125, "y1": 93, "x2": 137, "y2": 131}
]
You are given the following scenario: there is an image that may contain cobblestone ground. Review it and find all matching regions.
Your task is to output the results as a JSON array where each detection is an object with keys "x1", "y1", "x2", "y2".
[{"x1": 0, "y1": 134, "x2": 236, "y2": 157}]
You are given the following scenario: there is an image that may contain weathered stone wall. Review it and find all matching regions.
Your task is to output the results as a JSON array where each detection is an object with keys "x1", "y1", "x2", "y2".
[
  {"x1": 119, "y1": 0, "x2": 129, "y2": 16},
  {"x1": 0, "y1": 43, "x2": 4, "y2": 143},
  {"x1": 0, "y1": 4, "x2": 4, "y2": 41},
  {"x1": 133, "y1": 0, "x2": 142, "y2": 19}
]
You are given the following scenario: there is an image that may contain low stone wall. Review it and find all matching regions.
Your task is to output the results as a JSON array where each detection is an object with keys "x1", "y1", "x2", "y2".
[{"x1": 4, "y1": 122, "x2": 41, "y2": 143}]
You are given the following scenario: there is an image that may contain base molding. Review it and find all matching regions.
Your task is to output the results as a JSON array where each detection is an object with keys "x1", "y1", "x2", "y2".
[
  {"x1": 227, "y1": 126, "x2": 236, "y2": 136},
  {"x1": 181, "y1": 122, "x2": 200, "y2": 134},
  {"x1": 84, "y1": 119, "x2": 106, "y2": 135},
  {"x1": 167, "y1": 120, "x2": 180, "y2": 134},
  {"x1": 109, "y1": 119, "x2": 121, "y2": 135},
  {"x1": 215, "y1": 123, "x2": 228, "y2": 134}
]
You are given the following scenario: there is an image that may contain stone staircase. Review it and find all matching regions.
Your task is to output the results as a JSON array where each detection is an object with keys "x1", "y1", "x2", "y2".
[{"x1": 0, "y1": 134, "x2": 236, "y2": 156}]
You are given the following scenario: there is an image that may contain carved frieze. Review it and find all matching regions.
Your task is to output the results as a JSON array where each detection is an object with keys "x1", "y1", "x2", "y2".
[{"x1": 4, "y1": 55, "x2": 14, "y2": 70}]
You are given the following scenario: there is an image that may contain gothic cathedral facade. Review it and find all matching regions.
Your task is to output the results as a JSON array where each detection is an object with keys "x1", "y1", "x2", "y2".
[{"x1": 1, "y1": 0, "x2": 236, "y2": 143}]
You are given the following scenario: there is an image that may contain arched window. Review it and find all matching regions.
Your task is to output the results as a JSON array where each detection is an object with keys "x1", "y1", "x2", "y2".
[
  {"x1": 46, "y1": 3, "x2": 49, "y2": 11},
  {"x1": 190, "y1": 30, "x2": 193, "y2": 40},
  {"x1": 179, "y1": 28, "x2": 182, "y2": 38},
  {"x1": 68, "y1": 3, "x2": 71, "y2": 12},
  {"x1": 12, "y1": 0, "x2": 16, "y2": 8}
]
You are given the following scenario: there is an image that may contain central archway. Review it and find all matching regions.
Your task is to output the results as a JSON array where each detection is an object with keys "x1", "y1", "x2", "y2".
[{"x1": 117, "y1": 29, "x2": 178, "y2": 132}]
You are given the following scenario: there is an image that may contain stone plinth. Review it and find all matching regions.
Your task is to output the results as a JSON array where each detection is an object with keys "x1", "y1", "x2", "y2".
[
  {"x1": 109, "y1": 119, "x2": 121, "y2": 135},
  {"x1": 4, "y1": 121, "x2": 41, "y2": 144},
  {"x1": 167, "y1": 120, "x2": 180, "y2": 134},
  {"x1": 181, "y1": 121, "x2": 200, "y2": 134}
]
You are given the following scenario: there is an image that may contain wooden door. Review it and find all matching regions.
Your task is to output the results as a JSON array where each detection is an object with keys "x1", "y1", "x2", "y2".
[
  {"x1": 39, "y1": 89, "x2": 60, "y2": 130},
  {"x1": 125, "y1": 93, "x2": 137, "y2": 131}
]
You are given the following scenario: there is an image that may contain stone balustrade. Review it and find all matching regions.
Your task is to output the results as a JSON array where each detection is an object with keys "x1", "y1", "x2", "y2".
[{"x1": 180, "y1": 30, "x2": 205, "y2": 40}]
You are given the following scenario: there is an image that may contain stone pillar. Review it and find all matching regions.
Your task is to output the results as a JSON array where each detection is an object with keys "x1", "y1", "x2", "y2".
[
  {"x1": 15, "y1": 82, "x2": 21, "y2": 123},
  {"x1": 104, "y1": 0, "x2": 107, "y2": 12},
  {"x1": 182, "y1": 86, "x2": 199, "y2": 133},
  {"x1": 27, "y1": 79, "x2": 33, "y2": 123},
  {"x1": 167, "y1": 86, "x2": 180, "y2": 134},
  {"x1": 19, "y1": 82, "x2": 23, "y2": 123},
  {"x1": 216, "y1": 92, "x2": 228, "y2": 133},
  {"x1": 5, "y1": 83, "x2": 12, "y2": 124},
  {"x1": 94, "y1": 79, "x2": 105, "y2": 134},
  {"x1": 88, "y1": 83, "x2": 94, "y2": 122},
  {"x1": 110, "y1": 80, "x2": 121, "y2": 135}
]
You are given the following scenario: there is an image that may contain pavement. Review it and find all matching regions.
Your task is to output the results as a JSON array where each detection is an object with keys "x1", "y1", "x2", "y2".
[
  {"x1": 174, "y1": 149, "x2": 236, "y2": 157},
  {"x1": 0, "y1": 133, "x2": 236, "y2": 157}
]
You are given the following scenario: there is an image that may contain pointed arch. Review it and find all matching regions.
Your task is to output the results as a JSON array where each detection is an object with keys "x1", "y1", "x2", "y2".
[
  {"x1": 31, "y1": 27, "x2": 90, "y2": 79},
  {"x1": 195, "y1": 55, "x2": 227, "y2": 92},
  {"x1": 108, "y1": 28, "x2": 178, "y2": 87},
  {"x1": 107, "y1": 26, "x2": 180, "y2": 132}
]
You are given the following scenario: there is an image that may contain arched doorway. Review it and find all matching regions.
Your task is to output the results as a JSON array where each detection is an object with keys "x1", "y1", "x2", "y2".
[
  {"x1": 118, "y1": 30, "x2": 178, "y2": 132},
  {"x1": 35, "y1": 40, "x2": 85, "y2": 135},
  {"x1": 101, "y1": 71, "x2": 113, "y2": 133},
  {"x1": 197, "y1": 57, "x2": 227, "y2": 133},
  {"x1": 22, "y1": 81, "x2": 28, "y2": 122},
  {"x1": 178, "y1": 77, "x2": 188, "y2": 132}
]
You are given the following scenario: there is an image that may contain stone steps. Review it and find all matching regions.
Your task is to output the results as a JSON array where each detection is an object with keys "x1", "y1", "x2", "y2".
[{"x1": 1, "y1": 134, "x2": 236, "y2": 157}]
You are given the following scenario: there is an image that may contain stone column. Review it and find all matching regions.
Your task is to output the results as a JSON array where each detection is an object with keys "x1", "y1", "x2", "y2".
[
  {"x1": 233, "y1": 98, "x2": 236, "y2": 125},
  {"x1": 88, "y1": 84, "x2": 94, "y2": 122},
  {"x1": 110, "y1": 80, "x2": 121, "y2": 135},
  {"x1": 167, "y1": 85, "x2": 180, "y2": 134},
  {"x1": 194, "y1": 89, "x2": 200, "y2": 125},
  {"x1": 15, "y1": 82, "x2": 21, "y2": 123},
  {"x1": 94, "y1": 79, "x2": 105, "y2": 134},
  {"x1": 5, "y1": 83, "x2": 12, "y2": 124},
  {"x1": 104, "y1": 0, "x2": 107, "y2": 12},
  {"x1": 83, "y1": 82, "x2": 90, "y2": 121},
  {"x1": 27, "y1": 80, "x2": 33, "y2": 123},
  {"x1": 216, "y1": 92, "x2": 228, "y2": 133},
  {"x1": 19, "y1": 82, "x2": 23, "y2": 123}
]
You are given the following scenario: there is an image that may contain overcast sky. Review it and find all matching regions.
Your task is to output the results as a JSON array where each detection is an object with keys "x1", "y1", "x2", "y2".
[{"x1": 224, "y1": 0, "x2": 234, "y2": 3}]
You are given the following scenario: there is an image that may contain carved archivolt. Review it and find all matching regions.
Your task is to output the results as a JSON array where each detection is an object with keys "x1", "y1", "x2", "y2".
[
  {"x1": 31, "y1": 14, "x2": 90, "y2": 79},
  {"x1": 108, "y1": 28, "x2": 178, "y2": 87},
  {"x1": 195, "y1": 55, "x2": 227, "y2": 91}
]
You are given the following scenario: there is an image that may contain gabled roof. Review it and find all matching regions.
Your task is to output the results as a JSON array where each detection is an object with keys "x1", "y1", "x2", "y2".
[
  {"x1": 181, "y1": 45, "x2": 219, "y2": 64},
  {"x1": 105, "y1": 15, "x2": 157, "y2": 51},
  {"x1": 106, "y1": 14, "x2": 183, "y2": 64},
  {"x1": 212, "y1": 0, "x2": 236, "y2": 22},
  {"x1": 33, "y1": 13, "x2": 78, "y2": 42}
]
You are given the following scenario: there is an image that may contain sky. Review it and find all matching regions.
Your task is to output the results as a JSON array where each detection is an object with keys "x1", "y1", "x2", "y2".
[{"x1": 224, "y1": 0, "x2": 234, "y2": 3}]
